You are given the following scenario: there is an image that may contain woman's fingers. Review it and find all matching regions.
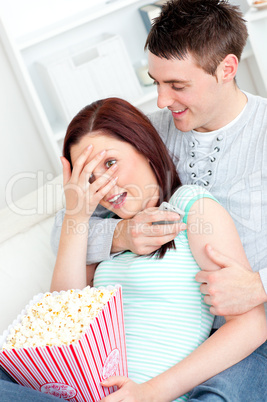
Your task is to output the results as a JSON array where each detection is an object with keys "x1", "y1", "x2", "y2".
[
  {"x1": 79, "y1": 150, "x2": 109, "y2": 188},
  {"x1": 94, "y1": 176, "x2": 118, "y2": 204},
  {"x1": 71, "y1": 146, "x2": 111, "y2": 187},
  {"x1": 89, "y1": 163, "x2": 118, "y2": 192},
  {"x1": 60, "y1": 156, "x2": 72, "y2": 186},
  {"x1": 71, "y1": 145, "x2": 94, "y2": 183},
  {"x1": 69, "y1": 146, "x2": 119, "y2": 205}
]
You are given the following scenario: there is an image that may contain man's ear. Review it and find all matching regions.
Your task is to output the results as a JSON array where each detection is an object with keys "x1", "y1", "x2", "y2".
[{"x1": 220, "y1": 54, "x2": 239, "y2": 83}]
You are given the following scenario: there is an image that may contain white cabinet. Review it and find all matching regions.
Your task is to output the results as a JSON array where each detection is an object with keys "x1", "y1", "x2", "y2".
[{"x1": 0, "y1": 0, "x2": 158, "y2": 174}]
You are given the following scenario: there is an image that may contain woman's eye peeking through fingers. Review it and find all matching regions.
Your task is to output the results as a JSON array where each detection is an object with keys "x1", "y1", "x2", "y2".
[
  {"x1": 88, "y1": 159, "x2": 116, "y2": 184},
  {"x1": 105, "y1": 159, "x2": 117, "y2": 169}
]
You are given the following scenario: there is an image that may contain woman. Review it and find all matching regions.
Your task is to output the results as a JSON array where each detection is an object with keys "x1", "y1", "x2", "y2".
[{"x1": 51, "y1": 97, "x2": 266, "y2": 402}]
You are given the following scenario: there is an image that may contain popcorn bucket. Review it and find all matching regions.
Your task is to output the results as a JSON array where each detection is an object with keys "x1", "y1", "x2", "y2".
[{"x1": 0, "y1": 285, "x2": 127, "y2": 401}]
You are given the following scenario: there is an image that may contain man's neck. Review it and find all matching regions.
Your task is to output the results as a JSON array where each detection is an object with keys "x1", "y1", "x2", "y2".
[
  {"x1": 229, "y1": 87, "x2": 248, "y2": 120},
  {"x1": 195, "y1": 87, "x2": 248, "y2": 133}
]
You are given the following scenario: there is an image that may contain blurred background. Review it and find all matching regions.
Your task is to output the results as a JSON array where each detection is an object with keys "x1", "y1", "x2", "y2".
[{"x1": 0, "y1": 0, "x2": 266, "y2": 209}]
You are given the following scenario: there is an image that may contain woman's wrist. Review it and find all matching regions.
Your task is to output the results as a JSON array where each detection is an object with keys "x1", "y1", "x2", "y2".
[
  {"x1": 145, "y1": 374, "x2": 179, "y2": 402},
  {"x1": 143, "y1": 380, "x2": 163, "y2": 402},
  {"x1": 62, "y1": 214, "x2": 90, "y2": 237}
]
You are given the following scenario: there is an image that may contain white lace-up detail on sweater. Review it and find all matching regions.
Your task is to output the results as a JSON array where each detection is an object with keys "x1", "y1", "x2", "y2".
[{"x1": 187, "y1": 136, "x2": 222, "y2": 186}]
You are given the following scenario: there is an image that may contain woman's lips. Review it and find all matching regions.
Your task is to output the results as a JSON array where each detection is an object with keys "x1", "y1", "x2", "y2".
[{"x1": 108, "y1": 192, "x2": 127, "y2": 209}]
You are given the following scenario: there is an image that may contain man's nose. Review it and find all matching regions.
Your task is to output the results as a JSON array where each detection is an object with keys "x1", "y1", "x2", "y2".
[{"x1": 157, "y1": 86, "x2": 174, "y2": 109}]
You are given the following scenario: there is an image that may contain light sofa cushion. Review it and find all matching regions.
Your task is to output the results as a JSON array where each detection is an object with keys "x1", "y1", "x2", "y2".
[{"x1": 0, "y1": 175, "x2": 63, "y2": 333}]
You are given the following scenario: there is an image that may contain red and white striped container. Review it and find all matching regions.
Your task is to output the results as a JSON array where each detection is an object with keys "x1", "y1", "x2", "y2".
[{"x1": 0, "y1": 285, "x2": 127, "y2": 401}]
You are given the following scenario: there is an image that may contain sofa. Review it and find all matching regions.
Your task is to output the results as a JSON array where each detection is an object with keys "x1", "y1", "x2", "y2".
[{"x1": 0, "y1": 175, "x2": 64, "y2": 334}]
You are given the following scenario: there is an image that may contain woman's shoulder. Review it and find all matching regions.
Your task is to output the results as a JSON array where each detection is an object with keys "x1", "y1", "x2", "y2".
[{"x1": 169, "y1": 185, "x2": 219, "y2": 219}]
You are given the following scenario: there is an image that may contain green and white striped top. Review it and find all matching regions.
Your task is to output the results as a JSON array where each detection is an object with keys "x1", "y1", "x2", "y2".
[{"x1": 93, "y1": 185, "x2": 216, "y2": 401}]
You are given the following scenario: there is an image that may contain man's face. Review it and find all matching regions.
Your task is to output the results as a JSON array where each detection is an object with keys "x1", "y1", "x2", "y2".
[{"x1": 148, "y1": 51, "x2": 227, "y2": 133}]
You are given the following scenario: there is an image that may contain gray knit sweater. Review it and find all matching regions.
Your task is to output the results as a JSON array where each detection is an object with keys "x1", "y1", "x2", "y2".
[{"x1": 51, "y1": 91, "x2": 267, "y2": 324}]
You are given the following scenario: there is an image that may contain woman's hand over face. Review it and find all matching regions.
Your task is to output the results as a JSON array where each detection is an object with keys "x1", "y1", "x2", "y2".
[{"x1": 61, "y1": 146, "x2": 118, "y2": 221}]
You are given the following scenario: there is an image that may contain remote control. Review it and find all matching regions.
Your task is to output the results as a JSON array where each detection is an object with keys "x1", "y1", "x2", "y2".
[{"x1": 152, "y1": 202, "x2": 185, "y2": 225}]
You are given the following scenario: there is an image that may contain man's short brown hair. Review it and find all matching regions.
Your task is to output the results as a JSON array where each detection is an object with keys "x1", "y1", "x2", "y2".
[{"x1": 145, "y1": 0, "x2": 248, "y2": 76}]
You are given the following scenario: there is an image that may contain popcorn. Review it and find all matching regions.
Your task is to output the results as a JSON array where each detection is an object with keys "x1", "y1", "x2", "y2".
[
  {"x1": 2, "y1": 286, "x2": 116, "y2": 350},
  {"x1": 0, "y1": 285, "x2": 127, "y2": 401}
]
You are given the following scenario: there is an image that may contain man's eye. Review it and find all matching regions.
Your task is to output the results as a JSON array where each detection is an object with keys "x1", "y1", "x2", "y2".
[
  {"x1": 172, "y1": 85, "x2": 185, "y2": 91},
  {"x1": 105, "y1": 159, "x2": 116, "y2": 168}
]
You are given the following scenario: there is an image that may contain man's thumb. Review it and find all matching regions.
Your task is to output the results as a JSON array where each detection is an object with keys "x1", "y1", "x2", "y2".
[{"x1": 205, "y1": 244, "x2": 231, "y2": 268}]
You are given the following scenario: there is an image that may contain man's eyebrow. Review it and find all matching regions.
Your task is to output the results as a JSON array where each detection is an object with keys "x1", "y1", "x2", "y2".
[{"x1": 148, "y1": 71, "x2": 190, "y2": 84}]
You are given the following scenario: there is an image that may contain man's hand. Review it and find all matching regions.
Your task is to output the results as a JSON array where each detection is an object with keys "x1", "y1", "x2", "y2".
[
  {"x1": 101, "y1": 376, "x2": 157, "y2": 402},
  {"x1": 195, "y1": 244, "x2": 267, "y2": 316},
  {"x1": 111, "y1": 207, "x2": 186, "y2": 255}
]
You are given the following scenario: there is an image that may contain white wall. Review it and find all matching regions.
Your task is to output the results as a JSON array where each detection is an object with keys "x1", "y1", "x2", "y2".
[
  {"x1": 0, "y1": 40, "x2": 55, "y2": 210},
  {"x1": 232, "y1": 0, "x2": 249, "y2": 13}
]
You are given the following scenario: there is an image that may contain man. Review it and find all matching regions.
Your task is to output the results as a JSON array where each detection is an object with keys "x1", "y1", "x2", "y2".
[
  {"x1": 97, "y1": 2, "x2": 267, "y2": 400},
  {"x1": 53, "y1": 0, "x2": 267, "y2": 326},
  {"x1": 2, "y1": 1, "x2": 265, "y2": 401}
]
